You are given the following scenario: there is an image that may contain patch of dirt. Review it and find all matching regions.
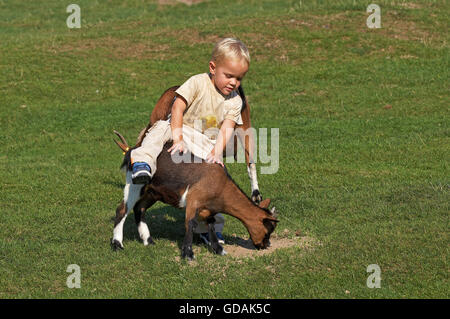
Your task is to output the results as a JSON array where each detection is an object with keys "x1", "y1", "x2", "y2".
[
  {"x1": 49, "y1": 36, "x2": 174, "y2": 60},
  {"x1": 398, "y1": 2, "x2": 423, "y2": 9},
  {"x1": 380, "y1": 15, "x2": 428, "y2": 41},
  {"x1": 223, "y1": 235, "x2": 316, "y2": 258},
  {"x1": 172, "y1": 234, "x2": 318, "y2": 263},
  {"x1": 358, "y1": 11, "x2": 434, "y2": 44},
  {"x1": 158, "y1": 0, "x2": 207, "y2": 5},
  {"x1": 240, "y1": 31, "x2": 299, "y2": 63},
  {"x1": 288, "y1": 11, "x2": 436, "y2": 45},
  {"x1": 163, "y1": 29, "x2": 221, "y2": 46},
  {"x1": 400, "y1": 54, "x2": 418, "y2": 59}
]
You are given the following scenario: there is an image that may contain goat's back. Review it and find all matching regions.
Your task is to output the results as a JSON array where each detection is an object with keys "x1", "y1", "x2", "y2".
[{"x1": 144, "y1": 142, "x2": 229, "y2": 207}]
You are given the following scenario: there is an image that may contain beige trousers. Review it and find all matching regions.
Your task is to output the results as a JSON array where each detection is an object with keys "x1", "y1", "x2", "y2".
[{"x1": 130, "y1": 120, "x2": 225, "y2": 234}]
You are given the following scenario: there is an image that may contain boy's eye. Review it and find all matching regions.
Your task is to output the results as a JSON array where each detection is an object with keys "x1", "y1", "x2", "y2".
[{"x1": 225, "y1": 74, "x2": 242, "y2": 82}]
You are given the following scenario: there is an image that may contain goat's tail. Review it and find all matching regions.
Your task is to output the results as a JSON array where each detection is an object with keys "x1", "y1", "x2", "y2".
[{"x1": 113, "y1": 130, "x2": 132, "y2": 171}]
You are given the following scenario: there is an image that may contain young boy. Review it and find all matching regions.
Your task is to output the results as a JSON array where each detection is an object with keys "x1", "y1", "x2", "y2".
[{"x1": 130, "y1": 38, "x2": 250, "y2": 244}]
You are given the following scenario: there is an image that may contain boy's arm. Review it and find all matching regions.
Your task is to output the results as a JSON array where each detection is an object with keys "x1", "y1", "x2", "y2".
[
  {"x1": 206, "y1": 119, "x2": 236, "y2": 166},
  {"x1": 167, "y1": 95, "x2": 187, "y2": 155}
]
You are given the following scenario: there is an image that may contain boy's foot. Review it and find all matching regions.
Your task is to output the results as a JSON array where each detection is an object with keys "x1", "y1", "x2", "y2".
[
  {"x1": 131, "y1": 162, "x2": 152, "y2": 184},
  {"x1": 216, "y1": 232, "x2": 225, "y2": 245},
  {"x1": 200, "y1": 232, "x2": 225, "y2": 245},
  {"x1": 199, "y1": 233, "x2": 210, "y2": 245}
]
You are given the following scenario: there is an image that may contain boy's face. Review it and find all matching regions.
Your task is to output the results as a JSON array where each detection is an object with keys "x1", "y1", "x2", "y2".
[{"x1": 209, "y1": 58, "x2": 249, "y2": 96}]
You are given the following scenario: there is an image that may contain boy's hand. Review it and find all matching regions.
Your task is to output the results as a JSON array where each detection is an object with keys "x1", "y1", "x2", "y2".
[
  {"x1": 168, "y1": 139, "x2": 186, "y2": 155},
  {"x1": 206, "y1": 151, "x2": 224, "y2": 167}
]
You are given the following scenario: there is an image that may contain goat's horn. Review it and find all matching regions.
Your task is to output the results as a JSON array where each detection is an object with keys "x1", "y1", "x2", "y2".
[
  {"x1": 113, "y1": 139, "x2": 129, "y2": 153},
  {"x1": 270, "y1": 207, "x2": 278, "y2": 217},
  {"x1": 114, "y1": 130, "x2": 129, "y2": 147},
  {"x1": 113, "y1": 130, "x2": 130, "y2": 153}
]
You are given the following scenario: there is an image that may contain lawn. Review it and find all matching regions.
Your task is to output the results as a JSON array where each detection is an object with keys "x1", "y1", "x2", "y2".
[{"x1": 0, "y1": 0, "x2": 448, "y2": 298}]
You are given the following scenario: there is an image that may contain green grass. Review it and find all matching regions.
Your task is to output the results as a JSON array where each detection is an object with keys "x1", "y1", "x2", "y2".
[{"x1": 0, "y1": 0, "x2": 448, "y2": 298}]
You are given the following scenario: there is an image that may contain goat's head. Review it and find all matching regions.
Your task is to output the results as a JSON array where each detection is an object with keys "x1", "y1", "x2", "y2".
[{"x1": 251, "y1": 200, "x2": 279, "y2": 250}]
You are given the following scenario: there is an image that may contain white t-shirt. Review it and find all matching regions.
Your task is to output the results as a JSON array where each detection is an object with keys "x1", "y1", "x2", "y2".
[{"x1": 175, "y1": 73, "x2": 243, "y2": 138}]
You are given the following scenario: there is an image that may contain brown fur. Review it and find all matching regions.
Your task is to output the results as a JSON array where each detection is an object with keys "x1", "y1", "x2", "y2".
[{"x1": 114, "y1": 135, "x2": 278, "y2": 259}]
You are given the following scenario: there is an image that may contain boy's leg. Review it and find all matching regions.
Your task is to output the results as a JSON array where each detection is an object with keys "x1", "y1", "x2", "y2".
[
  {"x1": 196, "y1": 214, "x2": 225, "y2": 244},
  {"x1": 130, "y1": 120, "x2": 172, "y2": 183},
  {"x1": 212, "y1": 213, "x2": 225, "y2": 233},
  {"x1": 212, "y1": 214, "x2": 225, "y2": 244}
]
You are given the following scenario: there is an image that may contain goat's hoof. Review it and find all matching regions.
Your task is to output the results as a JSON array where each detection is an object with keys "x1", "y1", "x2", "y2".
[
  {"x1": 182, "y1": 253, "x2": 195, "y2": 261},
  {"x1": 111, "y1": 239, "x2": 124, "y2": 251},
  {"x1": 210, "y1": 243, "x2": 227, "y2": 256},
  {"x1": 181, "y1": 247, "x2": 195, "y2": 261},
  {"x1": 251, "y1": 190, "x2": 262, "y2": 204},
  {"x1": 143, "y1": 237, "x2": 155, "y2": 246}
]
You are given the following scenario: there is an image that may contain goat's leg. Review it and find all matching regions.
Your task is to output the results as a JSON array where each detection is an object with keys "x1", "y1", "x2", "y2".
[
  {"x1": 243, "y1": 131, "x2": 262, "y2": 204},
  {"x1": 111, "y1": 200, "x2": 127, "y2": 250},
  {"x1": 245, "y1": 136, "x2": 263, "y2": 204},
  {"x1": 248, "y1": 163, "x2": 262, "y2": 204},
  {"x1": 237, "y1": 97, "x2": 263, "y2": 204},
  {"x1": 207, "y1": 218, "x2": 227, "y2": 256},
  {"x1": 195, "y1": 209, "x2": 227, "y2": 256},
  {"x1": 111, "y1": 172, "x2": 144, "y2": 250},
  {"x1": 134, "y1": 197, "x2": 156, "y2": 246},
  {"x1": 181, "y1": 218, "x2": 197, "y2": 261},
  {"x1": 181, "y1": 205, "x2": 198, "y2": 261},
  {"x1": 236, "y1": 127, "x2": 262, "y2": 204}
]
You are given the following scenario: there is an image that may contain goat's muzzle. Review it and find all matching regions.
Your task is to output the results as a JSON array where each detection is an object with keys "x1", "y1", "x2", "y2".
[{"x1": 253, "y1": 217, "x2": 278, "y2": 249}]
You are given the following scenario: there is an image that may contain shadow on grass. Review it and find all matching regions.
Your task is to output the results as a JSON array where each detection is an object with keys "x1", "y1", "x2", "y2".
[
  {"x1": 116, "y1": 205, "x2": 186, "y2": 250},
  {"x1": 113, "y1": 204, "x2": 255, "y2": 252}
]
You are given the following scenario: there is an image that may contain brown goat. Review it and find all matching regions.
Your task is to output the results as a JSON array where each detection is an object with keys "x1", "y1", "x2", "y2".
[
  {"x1": 135, "y1": 85, "x2": 263, "y2": 204},
  {"x1": 111, "y1": 132, "x2": 278, "y2": 260}
]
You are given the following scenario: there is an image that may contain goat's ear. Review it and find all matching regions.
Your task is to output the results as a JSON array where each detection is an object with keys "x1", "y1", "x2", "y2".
[
  {"x1": 264, "y1": 217, "x2": 279, "y2": 223},
  {"x1": 259, "y1": 198, "x2": 271, "y2": 209},
  {"x1": 269, "y1": 206, "x2": 278, "y2": 218}
]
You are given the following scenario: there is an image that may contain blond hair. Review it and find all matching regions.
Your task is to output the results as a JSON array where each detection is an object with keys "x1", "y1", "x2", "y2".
[{"x1": 211, "y1": 38, "x2": 250, "y2": 67}]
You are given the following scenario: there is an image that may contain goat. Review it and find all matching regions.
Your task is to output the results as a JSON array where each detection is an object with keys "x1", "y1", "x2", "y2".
[
  {"x1": 111, "y1": 131, "x2": 279, "y2": 260},
  {"x1": 135, "y1": 85, "x2": 263, "y2": 204}
]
